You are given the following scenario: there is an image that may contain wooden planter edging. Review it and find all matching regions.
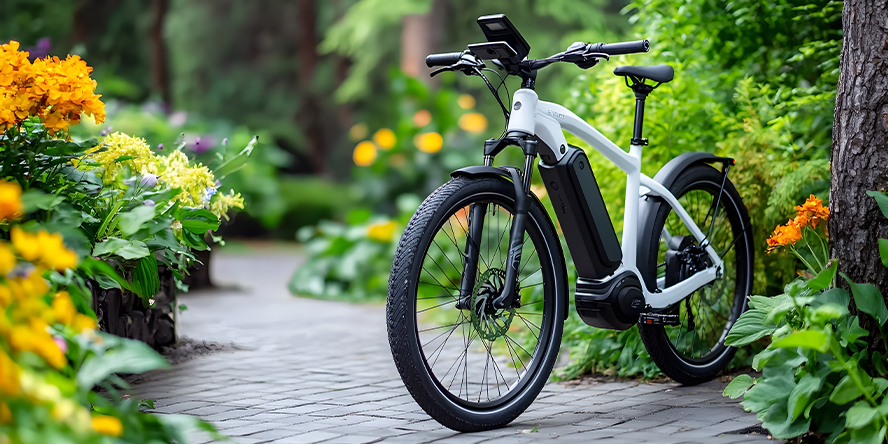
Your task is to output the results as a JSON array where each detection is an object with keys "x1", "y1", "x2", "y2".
[{"x1": 89, "y1": 266, "x2": 177, "y2": 350}]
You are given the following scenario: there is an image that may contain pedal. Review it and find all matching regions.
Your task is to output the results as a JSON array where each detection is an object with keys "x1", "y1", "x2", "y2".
[{"x1": 639, "y1": 313, "x2": 680, "y2": 326}]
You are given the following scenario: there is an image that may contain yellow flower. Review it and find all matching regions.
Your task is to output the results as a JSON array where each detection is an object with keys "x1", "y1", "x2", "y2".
[
  {"x1": 413, "y1": 109, "x2": 432, "y2": 127},
  {"x1": 72, "y1": 314, "x2": 97, "y2": 332},
  {"x1": 0, "y1": 402, "x2": 10, "y2": 424},
  {"x1": 52, "y1": 291, "x2": 76, "y2": 326},
  {"x1": 0, "y1": 350, "x2": 20, "y2": 396},
  {"x1": 0, "y1": 243, "x2": 15, "y2": 276},
  {"x1": 373, "y1": 128, "x2": 396, "y2": 150},
  {"x1": 156, "y1": 150, "x2": 216, "y2": 207},
  {"x1": 349, "y1": 122, "x2": 368, "y2": 141},
  {"x1": 0, "y1": 181, "x2": 22, "y2": 222},
  {"x1": 367, "y1": 221, "x2": 397, "y2": 242},
  {"x1": 209, "y1": 190, "x2": 245, "y2": 221},
  {"x1": 10, "y1": 227, "x2": 78, "y2": 271},
  {"x1": 458, "y1": 112, "x2": 488, "y2": 133},
  {"x1": 91, "y1": 415, "x2": 123, "y2": 437},
  {"x1": 414, "y1": 132, "x2": 443, "y2": 153},
  {"x1": 9, "y1": 319, "x2": 66, "y2": 369},
  {"x1": 457, "y1": 94, "x2": 476, "y2": 109},
  {"x1": 353, "y1": 141, "x2": 377, "y2": 166},
  {"x1": 8, "y1": 267, "x2": 49, "y2": 300},
  {"x1": 82, "y1": 132, "x2": 158, "y2": 183}
]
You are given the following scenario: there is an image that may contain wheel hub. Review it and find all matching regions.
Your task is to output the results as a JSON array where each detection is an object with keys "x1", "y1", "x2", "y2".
[{"x1": 470, "y1": 269, "x2": 517, "y2": 341}]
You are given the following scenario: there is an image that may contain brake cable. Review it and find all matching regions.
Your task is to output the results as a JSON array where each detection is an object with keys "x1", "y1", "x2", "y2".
[{"x1": 472, "y1": 67, "x2": 510, "y2": 121}]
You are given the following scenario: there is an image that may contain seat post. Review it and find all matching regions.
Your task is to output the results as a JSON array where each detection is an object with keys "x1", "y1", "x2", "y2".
[{"x1": 632, "y1": 92, "x2": 647, "y2": 146}]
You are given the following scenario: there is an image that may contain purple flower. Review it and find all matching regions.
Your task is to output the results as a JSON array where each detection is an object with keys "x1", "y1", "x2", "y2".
[
  {"x1": 222, "y1": 138, "x2": 229, "y2": 146},
  {"x1": 142, "y1": 199, "x2": 156, "y2": 207},
  {"x1": 100, "y1": 130, "x2": 106, "y2": 136},
  {"x1": 214, "y1": 180, "x2": 221, "y2": 187},
  {"x1": 140, "y1": 174, "x2": 159, "y2": 188},
  {"x1": 157, "y1": 143, "x2": 164, "y2": 150}
]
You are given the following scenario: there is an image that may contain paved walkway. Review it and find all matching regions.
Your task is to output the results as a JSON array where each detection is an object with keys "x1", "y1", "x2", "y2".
[{"x1": 132, "y1": 249, "x2": 770, "y2": 444}]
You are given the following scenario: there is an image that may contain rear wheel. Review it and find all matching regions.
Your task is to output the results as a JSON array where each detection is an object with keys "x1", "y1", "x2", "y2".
[
  {"x1": 639, "y1": 164, "x2": 753, "y2": 385},
  {"x1": 387, "y1": 176, "x2": 566, "y2": 432}
]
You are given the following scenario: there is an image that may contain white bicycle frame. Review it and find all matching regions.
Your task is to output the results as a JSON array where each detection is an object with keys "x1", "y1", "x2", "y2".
[{"x1": 507, "y1": 88, "x2": 723, "y2": 309}]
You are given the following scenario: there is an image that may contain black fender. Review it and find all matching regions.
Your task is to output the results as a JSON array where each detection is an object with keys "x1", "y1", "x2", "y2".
[
  {"x1": 450, "y1": 166, "x2": 570, "y2": 321},
  {"x1": 450, "y1": 165, "x2": 513, "y2": 180},
  {"x1": 636, "y1": 152, "x2": 734, "y2": 291}
]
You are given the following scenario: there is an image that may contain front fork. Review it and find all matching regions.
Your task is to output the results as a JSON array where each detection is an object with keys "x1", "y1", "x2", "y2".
[{"x1": 457, "y1": 138, "x2": 538, "y2": 311}]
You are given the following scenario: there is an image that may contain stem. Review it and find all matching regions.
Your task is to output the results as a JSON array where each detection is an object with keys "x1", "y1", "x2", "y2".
[
  {"x1": 830, "y1": 340, "x2": 883, "y2": 414},
  {"x1": 790, "y1": 245, "x2": 818, "y2": 275}
]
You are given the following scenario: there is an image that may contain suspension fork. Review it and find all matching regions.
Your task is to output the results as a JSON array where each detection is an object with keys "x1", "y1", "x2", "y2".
[{"x1": 456, "y1": 138, "x2": 538, "y2": 310}]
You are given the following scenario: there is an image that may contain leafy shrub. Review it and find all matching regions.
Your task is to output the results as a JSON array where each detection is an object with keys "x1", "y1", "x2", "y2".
[
  {"x1": 724, "y1": 194, "x2": 888, "y2": 443},
  {"x1": 0, "y1": 181, "x2": 218, "y2": 444}
]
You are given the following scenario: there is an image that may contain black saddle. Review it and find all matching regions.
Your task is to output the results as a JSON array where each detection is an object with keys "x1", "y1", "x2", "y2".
[{"x1": 613, "y1": 64, "x2": 674, "y2": 84}]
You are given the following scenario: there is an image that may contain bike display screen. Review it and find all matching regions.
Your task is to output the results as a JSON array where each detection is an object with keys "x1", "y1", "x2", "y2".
[{"x1": 477, "y1": 14, "x2": 530, "y2": 64}]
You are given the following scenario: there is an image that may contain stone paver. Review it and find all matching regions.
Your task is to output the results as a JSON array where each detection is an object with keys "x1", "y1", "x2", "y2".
[{"x1": 131, "y1": 250, "x2": 770, "y2": 443}]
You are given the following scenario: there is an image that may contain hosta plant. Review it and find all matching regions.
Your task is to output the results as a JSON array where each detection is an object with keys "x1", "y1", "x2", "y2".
[{"x1": 724, "y1": 195, "x2": 888, "y2": 444}]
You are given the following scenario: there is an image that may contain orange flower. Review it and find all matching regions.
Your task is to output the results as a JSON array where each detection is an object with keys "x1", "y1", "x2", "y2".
[
  {"x1": 794, "y1": 194, "x2": 829, "y2": 228},
  {"x1": 766, "y1": 219, "x2": 802, "y2": 254}
]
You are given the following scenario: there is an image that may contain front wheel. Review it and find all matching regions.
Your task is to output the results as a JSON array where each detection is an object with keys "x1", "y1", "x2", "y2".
[
  {"x1": 638, "y1": 164, "x2": 754, "y2": 385},
  {"x1": 387, "y1": 176, "x2": 567, "y2": 432}
]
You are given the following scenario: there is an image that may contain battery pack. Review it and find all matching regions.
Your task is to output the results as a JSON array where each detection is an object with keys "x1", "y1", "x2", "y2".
[{"x1": 539, "y1": 147, "x2": 621, "y2": 279}]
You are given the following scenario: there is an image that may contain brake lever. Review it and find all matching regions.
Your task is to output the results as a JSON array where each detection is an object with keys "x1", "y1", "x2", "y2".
[{"x1": 430, "y1": 66, "x2": 452, "y2": 77}]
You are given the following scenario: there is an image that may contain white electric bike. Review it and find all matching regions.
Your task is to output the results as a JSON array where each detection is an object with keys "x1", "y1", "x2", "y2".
[{"x1": 387, "y1": 14, "x2": 753, "y2": 432}]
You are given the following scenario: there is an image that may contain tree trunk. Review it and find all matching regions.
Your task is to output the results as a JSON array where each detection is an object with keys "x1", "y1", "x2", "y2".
[
  {"x1": 150, "y1": 0, "x2": 172, "y2": 111},
  {"x1": 830, "y1": 0, "x2": 888, "y2": 329},
  {"x1": 295, "y1": 0, "x2": 329, "y2": 176}
]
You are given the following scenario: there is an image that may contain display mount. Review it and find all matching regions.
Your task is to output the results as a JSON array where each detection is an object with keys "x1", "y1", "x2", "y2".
[{"x1": 476, "y1": 14, "x2": 530, "y2": 66}]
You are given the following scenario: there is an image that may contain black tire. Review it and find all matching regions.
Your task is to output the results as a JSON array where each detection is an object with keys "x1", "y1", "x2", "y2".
[
  {"x1": 638, "y1": 164, "x2": 753, "y2": 385},
  {"x1": 387, "y1": 176, "x2": 567, "y2": 432}
]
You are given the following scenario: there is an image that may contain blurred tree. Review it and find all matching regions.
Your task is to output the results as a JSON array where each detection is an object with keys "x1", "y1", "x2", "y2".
[{"x1": 150, "y1": 0, "x2": 172, "y2": 109}]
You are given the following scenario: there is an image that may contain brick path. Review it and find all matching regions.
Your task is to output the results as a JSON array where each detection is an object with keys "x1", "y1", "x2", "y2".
[{"x1": 132, "y1": 250, "x2": 771, "y2": 444}]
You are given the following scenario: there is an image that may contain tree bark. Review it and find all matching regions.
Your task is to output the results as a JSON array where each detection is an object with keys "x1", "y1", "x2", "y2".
[{"x1": 830, "y1": 1, "x2": 888, "y2": 312}]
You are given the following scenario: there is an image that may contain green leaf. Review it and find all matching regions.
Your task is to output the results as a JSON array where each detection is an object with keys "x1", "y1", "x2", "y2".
[
  {"x1": 841, "y1": 273, "x2": 888, "y2": 326},
  {"x1": 830, "y1": 375, "x2": 863, "y2": 405},
  {"x1": 867, "y1": 190, "x2": 888, "y2": 219},
  {"x1": 92, "y1": 238, "x2": 150, "y2": 260},
  {"x1": 117, "y1": 205, "x2": 156, "y2": 237},
  {"x1": 872, "y1": 378, "x2": 888, "y2": 395},
  {"x1": 77, "y1": 334, "x2": 169, "y2": 389},
  {"x1": 807, "y1": 260, "x2": 837, "y2": 291},
  {"x1": 879, "y1": 239, "x2": 888, "y2": 268},
  {"x1": 771, "y1": 330, "x2": 830, "y2": 352},
  {"x1": 131, "y1": 255, "x2": 160, "y2": 303},
  {"x1": 788, "y1": 374, "x2": 822, "y2": 420},
  {"x1": 20, "y1": 189, "x2": 65, "y2": 213},
  {"x1": 816, "y1": 288, "x2": 850, "y2": 308},
  {"x1": 850, "y1": 423, "x2": 886, "y2": 444},
  {"x1": 113, "y1": 155, "x2": 136, "y2": 162},
  {"x1": 723, "y1": 374, "x2": 755, "y2": 399},
  {"x1": 725, "y1": 309, "x2": 777, "y2": 346},
  {"x1": 742, "y1": 375, "x2": 796, "y2": 413},
  {"x1": 838, "y1": 316, "x2": 869, "y2": 346},
  {"x1": 178, "y1": 304, "x2": 188, "y2": 312},
  {"x1": 176, "y1": 208, "x2": 220, "y2": 234}
]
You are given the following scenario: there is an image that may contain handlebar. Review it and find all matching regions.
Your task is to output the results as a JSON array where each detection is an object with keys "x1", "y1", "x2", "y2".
[
  {"x1": 426, "y1": 52, "x2": 464, "y2": 68},
  {"x1": 589, "y1": 39, "x2": 650, "y2": 56}
]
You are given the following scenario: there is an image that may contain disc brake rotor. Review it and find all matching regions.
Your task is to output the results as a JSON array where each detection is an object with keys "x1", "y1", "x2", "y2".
[{"x1": 470, "y1": 268, "x2": 516, "y2": 341}]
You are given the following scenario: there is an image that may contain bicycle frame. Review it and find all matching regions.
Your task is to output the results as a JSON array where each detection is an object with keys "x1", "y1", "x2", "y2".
[{"x1": 507, "y1": 88, "x2": 723, "y2": 310}]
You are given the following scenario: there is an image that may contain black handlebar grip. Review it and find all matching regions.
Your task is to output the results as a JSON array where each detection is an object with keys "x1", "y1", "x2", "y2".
[
  {"x1": 599, "y1": 39, "x2": 650, "y2": 56},
  {"x1": 426, "y1": 52, "x2": 463, "y2": 68}
]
